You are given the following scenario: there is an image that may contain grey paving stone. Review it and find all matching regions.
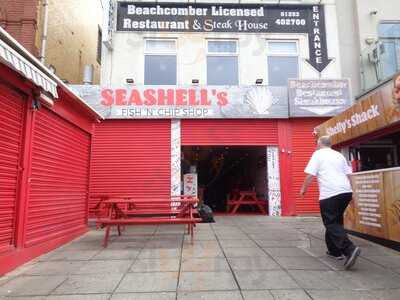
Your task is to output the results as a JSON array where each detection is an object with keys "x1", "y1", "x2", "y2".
[
  {"x1": 93, "y1": 249, "x2": 140, "y2": 260},
  {"x1": 219, "y1": 239, "x2": 258, "y2": 248},
  {"x1": 182, "y1": 241, "x2": 220, "y2": 249},
  {"x1": 362, "y1": 254, "x2": 400, "y2": 269},
  {"x1": 116, "y1": 272, "x2": 178, "y2": 293},
  {"x1": 107, "y1": 241, "x2": 147, "y2": 249},
  {"x1": 215, "y1": 233, "x2": 250, "y2": 240},
  {"x1": 288, "y1": 270, "x2": 365, "y2": 290},
  {"x1": 130, "y1": 258, "x2": 180, "y2": 272},
  {"x1": 40, "y1": 250, "x2": 100, "y2": 261},
  {"x1": 241, "y1": 290, "x2": 274, "y2": 300},
  {"x1": 249, "y1": 233, "x2": 308, "y2": 241},
  {"x1": 46, "y1": 295, "x2": 111, "y2": 300},
  {"x1": 75, "y1": 260, "x2": 133, "y2": 274},
  {"x1": 0, "y1": 275, "x2": 67, "y2": 296},
  {"x1": 184, "y1": 234, "x2": 217, "y2": 242},
  {"x1": 234, "y1": 270, "x2": 299, "y2": 290},
  {"x1": 111, "y1": 292, "x2": 176, "y2": 300},
  {"x1": 263, "y1": 247, "x2": 311, "y2": 257},
  {"x1": 52, "y1": 274, "x2": 123, "y2": 294},
  {"x1": 144, "y1": 240, "x2": 182, "y2": 249},
  {"x1": 257, "y1": 240, "x2": 310, "y2": 248},
  {"x1": 178, "y1": 291, "x2": 243, "y2": 300},
  {"x1": 182, "y1": 245, "x2": 224, "y2": 258},
  {"x1": 181, "y1": 258, "x2": 230, "y2": 272},
  {"x1": 22, "y1": 261, "x2": 85, "y2": 275},
  {"x1": 274, "y1": 256, "x2": 330, "y2": 270},
  {"x1": 224, "y1": 247, "x2": 268, "y2": 258},
  {"x1": 138, "y1": 249, "x2": 181, "y2": 259},
  {"x1": 369, "y1": 289, "x2": 400, "y2": 300},
  {"x1": 228, "y1": 257, "x2": 282, "y2": 271},
  {"x1": 270, "y1": 289, "x2": 312, "y2": 300},
  {"x1": 306, "y1": 290, "x2": 376, "y2": 300},
  {"x1": 61, "y1": 242, "x2": 104, "y2": 251},
  {"x1": 178, "y1": 271, "x2": 238, "y2": 291}
]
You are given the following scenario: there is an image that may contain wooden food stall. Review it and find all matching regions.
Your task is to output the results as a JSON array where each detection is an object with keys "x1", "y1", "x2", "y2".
[{"x1": 316, "y1": 74, "x2": 400, "y2": 245}]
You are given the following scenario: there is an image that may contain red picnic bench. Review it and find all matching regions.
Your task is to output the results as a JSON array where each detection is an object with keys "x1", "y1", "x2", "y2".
[
  {"x1": 95, "y1": 195, "x2": 201, "y2": 247},
  {"x1": 226, "y1": 190, "x2": 267, "y2": 214}
]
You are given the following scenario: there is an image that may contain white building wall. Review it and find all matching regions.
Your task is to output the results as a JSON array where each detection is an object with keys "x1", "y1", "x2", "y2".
[{"x1": 101, "y1": 0, "x2": 342, "y2": 86}]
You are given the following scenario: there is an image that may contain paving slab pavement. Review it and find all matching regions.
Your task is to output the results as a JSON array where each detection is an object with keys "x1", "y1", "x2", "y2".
[{"x1": 1, "y1": 216, "x2": 400, "y2": 299}]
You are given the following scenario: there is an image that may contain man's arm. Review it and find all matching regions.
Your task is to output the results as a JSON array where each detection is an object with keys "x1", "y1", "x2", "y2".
[{"x1": 300, "y1": 174, "x2": 314, "y2": 197}]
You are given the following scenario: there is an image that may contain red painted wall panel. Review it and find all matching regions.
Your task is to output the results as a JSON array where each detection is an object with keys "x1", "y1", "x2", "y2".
[
  {"x1": 290, "y1": 118, "x2": 328, "y2": 214},
  {"x1": 24, "y1": 108, "x2": 90, "y2": 247},
  {"x1": 0, "y1": 84, "x2": 25, "y2": 253},
  {"x1": 181, "y1": 119, "x2": 279, "y2": 145},
  {"x1": 89, "y1": 120, "x2": 171, "y2": 216}
]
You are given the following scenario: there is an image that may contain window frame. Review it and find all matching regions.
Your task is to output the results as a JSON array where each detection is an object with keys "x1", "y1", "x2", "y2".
[
  {"x1": 266, "y1": 40, "x2": 300, "y2": 86},
  {"x1": 206, "y1": 39, "x2": 239, "y2": 85},
  {"x1": 378, "y1": 21, "x2": 400, "y2": 78},
  {"x1": 144, "y1": 38, "x2": 177, "y2": 85}
]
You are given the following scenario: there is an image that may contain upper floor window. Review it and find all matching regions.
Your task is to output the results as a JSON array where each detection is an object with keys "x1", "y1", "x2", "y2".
[
  {"x1": 378, "y1": 22, "x2": 400, "y2": 79},
  {"x1": 266, "y1": 41, "x2": 299, "y2": 86},
  {"x1": 207, "y1": 40, "x2": 239, "y2": 85},
  {"x1": 144, "y1": 39, "x2": 177, "y2": 85}
]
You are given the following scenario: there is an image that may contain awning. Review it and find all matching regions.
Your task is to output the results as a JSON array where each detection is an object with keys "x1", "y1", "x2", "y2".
[{"x1": 0, "y1": 38, "x2": 58, "y2": 98}]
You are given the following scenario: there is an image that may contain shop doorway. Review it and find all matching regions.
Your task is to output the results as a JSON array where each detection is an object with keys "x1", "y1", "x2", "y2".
[{"x1": 181, "y1": 146, "x2": 268, "y2": 214}]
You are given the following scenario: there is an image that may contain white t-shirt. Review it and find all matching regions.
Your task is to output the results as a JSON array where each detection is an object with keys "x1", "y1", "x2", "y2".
[{"x1": 304, "y1": 148, "x2": 353, "y2": 200}]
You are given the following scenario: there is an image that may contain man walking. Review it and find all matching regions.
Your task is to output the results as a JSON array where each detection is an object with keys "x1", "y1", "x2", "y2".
[{"x1": 300, "y1": 136, "x2": 361, "y2": 270}]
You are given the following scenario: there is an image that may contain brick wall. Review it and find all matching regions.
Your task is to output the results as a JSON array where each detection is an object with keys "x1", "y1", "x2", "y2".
[{"x1": 0, "y1": 0, "x2": 40, "y2": 56}]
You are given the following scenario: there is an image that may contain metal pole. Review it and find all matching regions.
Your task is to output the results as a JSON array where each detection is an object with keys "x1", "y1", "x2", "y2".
[{"x1": 39, "y1": 0, "x2": 49, "y2": 64}]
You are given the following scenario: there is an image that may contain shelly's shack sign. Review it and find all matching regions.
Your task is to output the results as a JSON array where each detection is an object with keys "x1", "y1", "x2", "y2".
[
  {"x1": 117, "y1": 2, "x2": 331, "y2": 73},
  {"x1": 69, "y1": 85, "x2": 289, "y2": 119},
  {"x1": 316, "y1": 78, "x2": 400, "y2": 145}
]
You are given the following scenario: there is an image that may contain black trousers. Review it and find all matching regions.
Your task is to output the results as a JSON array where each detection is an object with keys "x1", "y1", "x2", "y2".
[{"x1": 319, "y1": 192, "x2": 355, "y2": 257}]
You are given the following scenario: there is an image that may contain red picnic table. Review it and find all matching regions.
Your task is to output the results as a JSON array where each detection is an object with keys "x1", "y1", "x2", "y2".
[
  {"x1": 227, "y1": 190, "x2": 267, "y2": 214},
  {"x1": 96, "y1": 196, "x2": 201, "y2": 247}
]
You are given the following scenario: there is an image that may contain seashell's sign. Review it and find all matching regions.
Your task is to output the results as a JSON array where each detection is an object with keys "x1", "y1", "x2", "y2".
[
  {"x1": 288, "y1": 79, "x2": 352, "y2": 117},
  {"x1": 69, "y1": 85, "x2": 289, "y2": 119}
]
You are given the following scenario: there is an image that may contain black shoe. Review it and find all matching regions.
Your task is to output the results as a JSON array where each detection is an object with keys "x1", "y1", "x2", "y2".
[
  {"x1": 344, "y1": 247, "x2": 361, "y2": 270},
  {"x1": 326, "y1": 251, "x2": 345, "y2": 260}
]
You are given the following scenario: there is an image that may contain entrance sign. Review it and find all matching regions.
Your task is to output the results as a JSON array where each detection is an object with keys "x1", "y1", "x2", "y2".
[
  {"x1": 171, "y1": 120, "x2": 181, "y2": 196},
  {"x1": 288, "y1": 79, "x2": 351, "y2": 117},
  {"x1": 345, "y1": 168, "x2": 400, "y2": 243},
  {"x1": 69, "y1": 85, "x2": 289, "y2": 119},
  {"x1": 316, "y1": 78, "x2": 400, "y2": 145},
  {"x1": 117, "y1": 2, "x2": 331, "y2": 73}
]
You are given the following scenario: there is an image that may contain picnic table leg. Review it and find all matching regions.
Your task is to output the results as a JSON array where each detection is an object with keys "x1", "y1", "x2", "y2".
[
  {"x1": 117, "y1": 225, "x2": 122, "y2": 236},
  {"x1": 103, "y1": 225, "x2": 111, "y2": 247},
  {"x1": 187, "y1": 224, "x2": 191, "y2": 235}
]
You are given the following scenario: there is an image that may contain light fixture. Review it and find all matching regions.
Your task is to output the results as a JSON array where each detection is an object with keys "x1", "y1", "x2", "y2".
[
  {"x1": 255, "y1": 79, "x2": 263, "y2": 85},
  {"x1": 369, "y1": 10, "x2": 378, "y2": 15},
  {"x1": 192, "y1": 79, "x2": 199, "y2": 84},
  {"x1": 126, "y1": 78, "x2": 135, "y2": 84}
]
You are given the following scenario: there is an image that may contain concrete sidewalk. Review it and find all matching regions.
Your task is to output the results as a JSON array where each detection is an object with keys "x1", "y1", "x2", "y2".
[{"x1": 1, "y1": 216, "x2": 400, "y2": 299}]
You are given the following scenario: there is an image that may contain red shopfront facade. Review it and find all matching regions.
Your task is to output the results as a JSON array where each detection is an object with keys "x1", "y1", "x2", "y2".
[
  {"x1": 0, "y1": 32, "x2": 100, "y2": 274},
  {"x1": 89, "y1": 117, "x2": 324, "y2": 217}
]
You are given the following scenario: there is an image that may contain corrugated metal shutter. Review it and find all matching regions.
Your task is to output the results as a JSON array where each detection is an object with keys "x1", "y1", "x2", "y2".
[
  {"x1": 89, "y1": 120, "x2": 171, "y2": 216},
  {"x1": 25, "y1": 108, "x2": 90, "y2": 247},
  {"x1": 291, "y1": 118, "x2": 327, "y2": 214},
  {"x1": 181, "y1": 119, "x2": 278, "y2": 145},
  {"x1": 0, "y1": 86, "x2": 25, "y2": 252}
]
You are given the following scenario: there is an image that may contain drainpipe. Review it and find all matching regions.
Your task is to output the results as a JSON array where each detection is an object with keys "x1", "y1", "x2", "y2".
[{"x1": 39, "y1": 0, "x2": 49, "y2": 64}]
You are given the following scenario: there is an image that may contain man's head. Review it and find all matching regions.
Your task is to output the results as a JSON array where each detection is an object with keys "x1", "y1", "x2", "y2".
[{"x1": 317, "y1": 135, "x2": 332, "y2": 149}]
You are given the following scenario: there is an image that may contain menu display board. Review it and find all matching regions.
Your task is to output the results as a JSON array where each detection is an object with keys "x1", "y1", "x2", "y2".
[{"x1": 345, "y1": 168, "x2": 400, "y2": 243}]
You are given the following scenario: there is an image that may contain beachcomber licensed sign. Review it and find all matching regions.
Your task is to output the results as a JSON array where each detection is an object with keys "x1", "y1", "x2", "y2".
[
  {"x1": 117, "y1": 2, "x2": 331, "y2": 73},
  {"x1": 69, "y1": 85, "x2": 289, "y2": 119},
  {"x1": 288, "y1": 79, "x2": 351, "y2": 117}
]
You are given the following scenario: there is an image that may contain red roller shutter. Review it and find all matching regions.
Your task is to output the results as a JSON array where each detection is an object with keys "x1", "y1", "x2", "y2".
[
  {"x1": 0, "y1": 86, "x2": 25, "y2": 252},
  {"x1": 90, "y1": 120, "x2": 171, "y2": 215},
  {"x1": 181, "y1": 119, "x2": 278, "y2": 145},
  {"x1": 25, "y1": 108, "x2": 90, "y2": 247},
  {"x1": 291, "y1": 118, "x2": 327, "y2": 214}
]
